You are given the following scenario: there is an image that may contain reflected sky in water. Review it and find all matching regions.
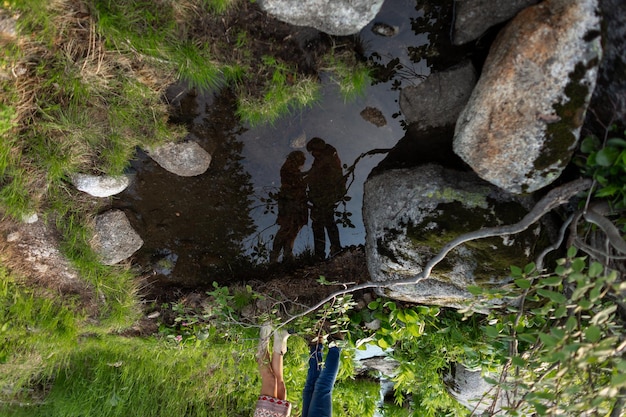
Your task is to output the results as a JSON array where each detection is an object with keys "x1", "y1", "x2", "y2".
[
  {"x1": 239, "y1": 0, "x2": 431, "y2": 256},
  {"x1": 113, "y1": 0, "x2": 472, "y2": 284}
]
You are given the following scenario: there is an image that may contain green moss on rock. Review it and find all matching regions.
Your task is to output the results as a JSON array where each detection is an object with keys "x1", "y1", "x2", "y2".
[{"x1": 535, "y1": 60, "x2": 596, "y2": 172}]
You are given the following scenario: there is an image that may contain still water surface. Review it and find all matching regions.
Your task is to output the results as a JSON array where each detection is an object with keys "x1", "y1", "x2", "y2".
[{"x1": 113, "y1": 0, "x2": 461, "y2": 285}]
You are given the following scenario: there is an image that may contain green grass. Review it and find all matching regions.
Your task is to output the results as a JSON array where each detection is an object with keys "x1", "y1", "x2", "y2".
[
  {"x1": 0, "y1": 280, "x2": 380, "y2": 417},
  {"x1": 202, "y1": 0, "x2": 238, "y2": 14},
  {"x1": 0, "y1": 267, "x2": 80, "y2": 398},
  {"x1": 4, "y1": 335, "x2": 263, "y2": 417},
  {"x1": 0, "y1": 169, "x2": 33, "y2": 220},
  {"x1": 93, "y1": 0, "x2": 226, "y2": 92},
  {"x1": 48, "y1": 202, "x2": 140, "y2": 329}
]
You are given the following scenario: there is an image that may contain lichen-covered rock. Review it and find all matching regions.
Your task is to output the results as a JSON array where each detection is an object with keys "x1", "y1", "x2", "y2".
[
  {"x1": 363, "y1": 164, "x2": 548, "y2": 308},
  {"x1": 453, "y1": 0, "x2": 601, "y2": 194},
  {"x1": 146, "y1": 141, "x2": 211, "y2": 177},
  {"x1": 452, "y1": 0, "x2": 539, "y2": 45},
  {"x1": 91, "y1": 210, "x2": 143, "y2": 265},
  {"x1": 258, "y1": 0, "x2": 384, "y2": 36},
  {"x1": 71, "y1": 173, "x2": 131, "y2": 197}
]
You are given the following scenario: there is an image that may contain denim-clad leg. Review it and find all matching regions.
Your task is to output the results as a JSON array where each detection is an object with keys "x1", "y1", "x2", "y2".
[
  {"x1": 301, "y1": 344, "x2": 323, "y2": 417},
  {"x1": 307, "y1": 346, "x2": 341, "y2": 417}
]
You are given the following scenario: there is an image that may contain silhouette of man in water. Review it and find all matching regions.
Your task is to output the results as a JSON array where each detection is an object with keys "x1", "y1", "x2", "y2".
[
  {"x1": 305, "y1": 138, "x2": 346, "y2": 260},
  {"x1": 270, "y1": 151, "x2": 309, "y2": 263}
]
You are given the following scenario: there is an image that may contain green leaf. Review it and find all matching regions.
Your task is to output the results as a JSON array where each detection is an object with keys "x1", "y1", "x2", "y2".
[
  {"x1": 589, "y1": 284, "x2": 602, "y2": 302},
  {"x1": 551, "y1": 327, "x2": 566, "y2": 340},
  {"x1": 571, "y1": 257, "x2": 586, "y2": 272},
  {"x1": 515, "y1": 278, "x2": 532, "y2": 289},
  {"x1": 406, "y1": 323, "x2": 422, "y2": 337},
  {"x1": 524, "y1": 262, "x2": 536, "y2": 274},
  {"x1": 565, "y1": 316, "x2": 578, "y2": 332},
  {"x1": 538, "y1": 332, "x2": 559, "y2": 347},
  {"x1": 539, "y1": 276, "x2": 562, "y2": 286},
  {"x1": 403, "y1": 309, "x2": 420, "y2": 322},
  {"x1": 596, "y1": 147, "x2": 620, "y2": 166},
  {"x1": 567, "y1": 246, "x2": 577, "y2": 258},
  {"x1": 606, "y1": 137, "x2": 626, "y2": 148},
  {"x1": 581, "y1": 136, "x2": 600, "y2": 153},
  {"x1": 395, "y1": 309, "x2": 406, "y2": 323},
  {"x1": 518, "y1": 333, "x2": 537, "y2": 344},
  {"x1": 510, "y1": 265, "x2": 523, "y2": 277},
  {"x1": 377, "y1": 338, "x2": 390, "y2": 349},
  {"x1": 596, "y1": 185, "x2": 619, "y2": 197},
  {"x1": 484, "y1": 326, "x2": 500, "y2": 338},
  {"x1": 367, "y1": 301, "x2": 379, "y2": 310},
  {"x1": 511, "y1": 356, "x2": 526, "y2": 367},
  {"x1": 555, "y1": 265, "x2": 568, "y2": 276},
  {"x1": 534, "y1": 403, "x2": 548, "y2": 415},
  {"x1": 588, "y1": 262, "x2": 604, "y2": 277},
  {"x1": 553, "y1": 305, "x2": 567, "y2": 318},
  {"x1": 384, "y1": 301, "x2": 396, "y2": 311},
  {"x1": 585, "y1": 325, "x2": 602, "y2": 343},
  {"x1": 537, "y1": 288, "x2": 567, "y2": 304},
  {"x1": 483, "y1": 376, "x2": 499, "y2": 385},
  {"x1": 571, "y1": 283, "x2": 594, "y2": 300},
  {"x1": 611, "y1": 373, "x2": 626, "y2": 387}
]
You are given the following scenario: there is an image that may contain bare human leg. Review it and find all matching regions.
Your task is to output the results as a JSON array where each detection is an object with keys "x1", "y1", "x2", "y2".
[
  {"x1": 257, "y1": 323, "x2": 278, "y2": 398},
  {"x1": 272, "y1": 329, "x2": 290, "y2": 400}
]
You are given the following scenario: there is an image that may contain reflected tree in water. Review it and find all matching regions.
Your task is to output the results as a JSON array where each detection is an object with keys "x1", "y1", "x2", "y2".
[{"x1": 116, "y1": 89, "x2": 256, "y2": 284}]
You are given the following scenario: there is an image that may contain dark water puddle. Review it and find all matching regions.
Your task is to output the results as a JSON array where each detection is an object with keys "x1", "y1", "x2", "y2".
[{"x1": 114, "y1": 0, "x2": 472, "y2": 287}]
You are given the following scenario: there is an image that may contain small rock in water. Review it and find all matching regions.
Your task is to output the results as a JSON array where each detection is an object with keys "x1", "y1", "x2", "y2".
[
  {"x1": 372, "y1": 22, "x2": 398, "y2": 37},
  {"x1": 290, "y1": 131, "x2": 307, "y2": 148},
  {"x1": 360, "y1": 106, "x2": 387, "y2": 127}
]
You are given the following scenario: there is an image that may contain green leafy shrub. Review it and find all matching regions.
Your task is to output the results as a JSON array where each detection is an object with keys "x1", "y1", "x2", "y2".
[
  {"x1": 580, "y1": 126, "x2": 626, "y2": 210},
  {"x1": 353, "y1": 299, "x2": 496, "y2": 416},
  {"x1": 466, "y1": 247, "x2": 626, "y2": 416}
]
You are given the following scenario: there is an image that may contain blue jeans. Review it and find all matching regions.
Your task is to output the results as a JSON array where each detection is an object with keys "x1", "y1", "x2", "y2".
[{"x1": 301, "y1": 345, "x2": 341, "y2": 417}]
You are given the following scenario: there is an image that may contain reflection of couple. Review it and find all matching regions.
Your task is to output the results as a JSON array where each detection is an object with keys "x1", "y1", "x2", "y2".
[{"x1": 270, "y1": 137, "x2": 346, "y2": 262}]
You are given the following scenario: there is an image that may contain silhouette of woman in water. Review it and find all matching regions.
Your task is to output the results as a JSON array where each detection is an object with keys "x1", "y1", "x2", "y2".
[
  {"x1": 270, "y1": 151, "x2": 308, "y2": 263},
  {"x1": 305, "y1": 138, "x2": 346, "y2": 260}
]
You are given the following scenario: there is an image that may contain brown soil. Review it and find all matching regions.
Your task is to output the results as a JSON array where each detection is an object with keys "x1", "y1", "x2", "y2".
[
  {"x1": 126, "y1": 245, "x2": 372, "y2": 336},
  {"x1": 1, "y1": 209, "x2": 371, "y2": 333}
]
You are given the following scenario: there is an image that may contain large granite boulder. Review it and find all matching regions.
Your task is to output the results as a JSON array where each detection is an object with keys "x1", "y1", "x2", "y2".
[
  {"x1": 452, "y1": 0, "x2": 540, "y2": 45},
  {"x1": 363, "y1": 164, "x2": 549, "y2": 308},
  {"x1": 453, "y1": 0, "x2": 601, "y2": 194},
  {"x1": 257, "y1": 0, "x2": 384, "y2": 36}
]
